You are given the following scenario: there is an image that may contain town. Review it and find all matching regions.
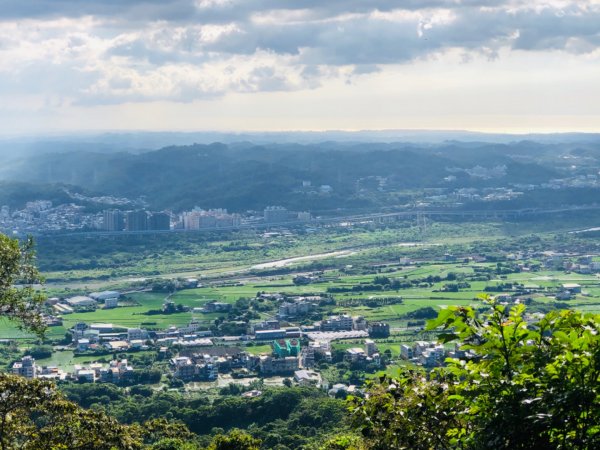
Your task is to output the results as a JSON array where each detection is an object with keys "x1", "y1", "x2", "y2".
[
  {"x1": 4, "y1": 163, "x2": 600, "y2": 236},
  {"x1": 10, "y1": 236, "x2": 600, "y2": 399},
  {"x1": 0, "y1": 200, "x2": 315, "y2": 235},
  {"x1": 16, "y1": 285, "x2": 393, "y2": 395}
]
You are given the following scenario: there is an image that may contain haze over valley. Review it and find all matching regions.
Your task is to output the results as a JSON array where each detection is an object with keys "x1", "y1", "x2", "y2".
[{"x1": 2, "y1": 1, "x2": 600, "y2": 449}]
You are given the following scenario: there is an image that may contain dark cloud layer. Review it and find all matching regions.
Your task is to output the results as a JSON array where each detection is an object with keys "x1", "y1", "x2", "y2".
[
  {"x1": 0, "y1": 1, "x2": 505, "y2": 20},
  {"x1": 98, "y1": 2, "x2": 600, "y2": 65},
  {"x1": 0, "y1": 0, "x2": 599, "y2": 104}
]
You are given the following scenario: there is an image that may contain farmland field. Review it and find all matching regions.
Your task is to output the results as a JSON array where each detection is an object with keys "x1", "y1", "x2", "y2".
[{"x1": 5, "y1": 218, "x2": 600, "y2": 344}]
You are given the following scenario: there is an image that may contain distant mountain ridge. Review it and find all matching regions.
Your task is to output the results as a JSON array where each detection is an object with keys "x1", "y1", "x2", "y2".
[
  {"x1": 2, "y1": 129, "x2": 600, "y2": 158},
  {"x1": 0, "y1": 140, "x2": 575, "y2": 212}
]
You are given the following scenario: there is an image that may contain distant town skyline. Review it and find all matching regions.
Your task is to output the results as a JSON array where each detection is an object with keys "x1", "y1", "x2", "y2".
[{"x1": 1, "y1": 0, "x2": 599, "y2": 134}]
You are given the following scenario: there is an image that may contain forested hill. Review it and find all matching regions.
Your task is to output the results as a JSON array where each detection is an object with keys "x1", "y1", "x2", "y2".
[{"x1": 0, "y1": 140, "x2": 588, "y2": 212}]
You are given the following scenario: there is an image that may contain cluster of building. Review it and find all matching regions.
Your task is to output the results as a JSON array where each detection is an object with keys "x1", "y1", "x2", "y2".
[
  {"x1": 48, "y1": 290, "x2": 121, "y2": 314},
  {"x1": 0, "y1": 201, "x2": 101, "y2": 234},
  {"x1": 70, "y1": 322, "x2": 150, "y2": 352},
  {"x1": 422, "y1": 171, "x2": 600, "y2": 208},
  {"x1": 277, "y1": 296, "x2": 320, "y2": 319},
  {"x1": 73, "y1": 359, "x2": 134, "y2": 383},
  {"x1": 294, "y1": 181, "x2": 334, "y2": 196},
  {"x1": 263, "y1": 206, "x2": 311, "y2": 224},
  {"x1": 298, "y1": 314, "x2": 389, "y2": 336},
  {"x1": 103, "y1": 209, "x2": 171, "y2": 231},
  {"x1": 343, "y1": 339, "x2": 382, "y2": 368},
  {"x1": 170, "y1": 354, "x2": 218, "y2": 381},
  {"x1": 541, "y1": 174, "x2": 600, "y2": 189},
  {"x1": 249, "y1": 313, "x2": 387, "y2": 342},
  {"x1": 0, "y1": 200, "x2": 317, "y2": 235},
  {"x1": 69, "y1": 317, "x2": 217, "y2": 353},
  {"x1": 13, "y1": 307, "x2": 393, "y2": 386},
  {"x1": 170, "y1": 340, "x2": 305, "y2": 381},
  {"x1": 0, "y1": 201, "x2": 181, "y2": 235},
  {"x1": 544, "y1": 254, "x2": 600, "y2": 275},
  {"x1": 193, "y1": 301, "x2": 232, "y2": 314},
  {"x1": 154, "y1": 320, "x2": 213, "y2": 347},
  {"x1": 168, "y1": 334, "x2": 378, "y2": 382},
  {"x1": 245, "y1": 338, "x2": 326, "y2": 376},
  {"x1": 21, "y1": 282, "x2": 398, "y2": 387},
  {"x1": 179, "y1": 208, "x2": 242, "y2": 230},
  {"x1": 12, "y1": 355, "x2": 134, "y2": 383},
  {"x1": 1, "y1": 198, "x2": 257, "y2": 235},
  {"x1": 407, "y1": 187, "x2": 525, "y2": 208},
  {"x1": 400, "y1": 341, "x2": 475, "y2": 368},
  {"x1": 555, "y1": 283, "x2": 583, "y2": 301}
]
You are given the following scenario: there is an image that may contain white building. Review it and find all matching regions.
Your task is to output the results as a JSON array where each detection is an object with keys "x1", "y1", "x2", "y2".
[
  {"x1": 320, "y1": 314, "x2": 354, "y2": 331},
  {"x1": 104, "y1": 297, "x2": 118, "y2": 309},
  {"x1": 400, "y1": 344, "x2": 413, "y2": 360},
  {"x1": 278, "y1": 300, "x2": 316, "y2": 319},
  {"x1": 294, "y1": 369, "x2": 322, "y2": 387},
  {"x1": 89, "y1": 291, "x2": 120, "y2": 302},
  {"x1": 127, "y1": 328, "x2": 146, "y2": 341},
  {"x1": 77, "y1": 339, "x2": 90, "y2": 352},
  {"x1": 344, "y1": 347, "x2": 366, "y2": 363},
  {"x1": 76, "y1": 369, "x2": 95, "y2": 383},
  {"x1": 182, "y1": 209, "x2": 241, "y2": 230},
  {"x1": 365, "y1": 339, "x2": 378, "y2": 357},
  {"x1": 12, "y1": 356, "x2": 38, "y2": 379},
  {"x1": 65, "y1": 296, "x2": 96, "y2": 308}
]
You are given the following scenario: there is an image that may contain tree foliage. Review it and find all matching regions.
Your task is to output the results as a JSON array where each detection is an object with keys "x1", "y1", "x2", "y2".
[
  {"x1": 317, "y1": 433, "x2": 367, "y2": 450},
  {"x1": 0, "y1": 234, "x2": 202, "y2": 449},
  {"x1": 206, "y1": 429, "x2": 261, "y2": 450},
  {"x1": 0, "y1": 235, "x2": 45, "y2": 336},
  {"x1": 0, "y1": 373, "x2": 138, "y2": 450},
  {"x1": 0, "y1": 372, "x2": 206, "y2": 450},
  {"x1": 350, "y1": 297, "x2": 600, "y2": 449}
]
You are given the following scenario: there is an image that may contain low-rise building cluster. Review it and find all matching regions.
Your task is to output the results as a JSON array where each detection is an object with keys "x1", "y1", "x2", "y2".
[
  {"x1": 263, "y1": 206, "x2": 311, "y2": 224},
  {"x1": 180, "y1": 208, "x2": 241, "y2": 230},
  {"x1": 1, "y1": 201, "x2": 101, "y2": 234},
  {"x1": 48, "y1": 290, "x2": 121, "y2": 315},
  {"x1": 343, "y1": 339, "x2": 382, "y2": 369},
  {"x1": 12, "y1": 355, "x2": 134, "y2": 384},
  {"x1": 400, "y1": 341, "x2": 476, "y2": 368}
]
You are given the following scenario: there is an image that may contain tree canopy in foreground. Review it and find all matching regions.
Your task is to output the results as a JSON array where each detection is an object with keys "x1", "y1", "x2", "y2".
[
  {"x1": 0, "y1": 233, "x2": 262, "y2": 450},
  {"x1": 350, "y1": 297, "x2": 600, "y2": 450},
  {"x1": 0, "y1": 234, "x2": 45, "y2": 336}
]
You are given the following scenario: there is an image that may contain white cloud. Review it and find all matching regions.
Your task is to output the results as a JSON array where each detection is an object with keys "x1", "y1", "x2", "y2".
[{"x1": 0, "y1": 0, "x2": 599, "y2": 132}]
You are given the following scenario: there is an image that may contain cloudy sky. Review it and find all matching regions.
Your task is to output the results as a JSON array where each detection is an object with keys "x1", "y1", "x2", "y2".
[{"x1": 1, "y1": 0, "x2": 600, "y2": 135}]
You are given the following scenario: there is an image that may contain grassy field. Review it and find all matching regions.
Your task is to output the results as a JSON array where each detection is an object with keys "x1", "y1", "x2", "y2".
[
  {"x1": 36, "y1": 350, "x2": 157, "y2": 372},
  {"x1": 245, "y1": 344, "x2": 273, "y2": 355},
  {"x1": 0, "y1": 320, "x2": 67, "y2": 340},
  {"x1": 37, "y1": 221, "x2": 504, "y2": 291},
  {"x1": 12, "y1": 262, "x2": 600, "y2": 341},
  {"x1": 6, "y1": 258, "x2": 600, "y2": 341}
]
